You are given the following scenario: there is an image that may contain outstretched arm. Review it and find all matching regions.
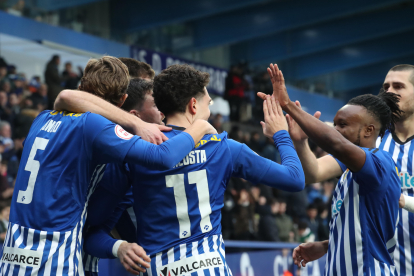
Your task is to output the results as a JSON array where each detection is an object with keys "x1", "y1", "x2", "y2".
[
  {"x1": 230, "y1": 96, "x2": 305, "y2": 192},
  {"x1": 267, "y1": 64, "x2": 366, "y2": 172},
  {"x1": 55, "y1": 89, "x2": 170, "y2": 145},
  {"x1": 285, "y1": 101, "x2": 342, "y2": 183}
]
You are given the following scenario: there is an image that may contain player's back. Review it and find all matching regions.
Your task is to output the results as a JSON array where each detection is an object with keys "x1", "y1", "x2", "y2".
[
  {"x1": 129, "y1": 129, "x2": 232, "y2": 256},
  {"x1": 2, "y1": 110, "x2": 107, "y2": 276}
]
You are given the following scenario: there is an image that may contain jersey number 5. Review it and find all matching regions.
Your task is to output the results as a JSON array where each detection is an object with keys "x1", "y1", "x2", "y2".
[
  {"x1": 17, "y1": 137, "x2": 49, "y2": 204},
  {"x1": 166, "y1": 169, "x2": 213, "y2": 239}
]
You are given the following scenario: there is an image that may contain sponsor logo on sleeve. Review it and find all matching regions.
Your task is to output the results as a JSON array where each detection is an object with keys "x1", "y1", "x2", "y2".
[
  {"x1": 115, "y1": 125, "x2": 134, "y2": 140},
  {"x1": 1, "y1": 247, "x2": 42, "y2": 268},
  {"x1": 157, "y1": 251, "x2": 223, "y2": 276}
]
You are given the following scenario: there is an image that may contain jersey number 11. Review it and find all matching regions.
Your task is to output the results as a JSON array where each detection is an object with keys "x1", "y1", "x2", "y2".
[{"x1": 166, "y1": 169, "x2": 213, "y2": 239}]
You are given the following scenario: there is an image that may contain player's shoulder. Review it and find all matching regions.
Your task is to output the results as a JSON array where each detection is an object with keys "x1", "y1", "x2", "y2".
[
  {"x1": 365, "y1": 147, "x2": 395, "y2": 168},
  {"x1": 195, "y1": 131, "x2": 229, "y2": 149}
]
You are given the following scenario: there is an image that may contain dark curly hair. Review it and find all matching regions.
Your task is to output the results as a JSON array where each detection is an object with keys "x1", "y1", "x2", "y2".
[
  {"x1": 153, "y1": 64, "x2": 209, "y2": 117},
  {"x1": 348, "y1": 89, "x2": 403, "y2": 137}
]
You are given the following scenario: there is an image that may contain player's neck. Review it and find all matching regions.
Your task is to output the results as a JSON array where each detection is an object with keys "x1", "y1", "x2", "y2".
[
  {"x1": 166, "y1": 113, "x2": 195, "y2": 129},
  {"x1": 394, "y1": 114, "x2": 414, "y2": 143}
]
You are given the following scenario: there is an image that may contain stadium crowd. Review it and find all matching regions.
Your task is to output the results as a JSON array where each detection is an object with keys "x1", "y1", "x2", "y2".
[{"x1": 0, "y1": 54, "x2": 333, "y2": 245}]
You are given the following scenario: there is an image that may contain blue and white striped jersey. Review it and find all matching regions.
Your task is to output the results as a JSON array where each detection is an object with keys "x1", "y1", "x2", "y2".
[
  {"x1": 83, "y1": 188, "x2": 136, "y2": 275},
  {"x1": 326, "y1": 147, "x2": 400, "y2": 276},
  {"x1": 0, "y1": 110, "x2": 197, "y2": 276},
  {"x1": 0, "y1": 110, "x2": 138, "y2": 276},
  {"x1": 377, "y1": 130, "x2": 414, "y2": 276}
]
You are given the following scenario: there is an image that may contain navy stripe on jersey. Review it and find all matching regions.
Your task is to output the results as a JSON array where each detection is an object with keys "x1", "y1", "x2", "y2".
[
  {"x1": 144, "y1": 235, "x2": 232, "y2": 276},
  {"x1": 378, "y1": 131, "x2": 414, "y2": 276},
  {"x1": 325, "y1": 168, "x2": 397, "y2": 276},
  {"x1": 0, "y1": 164, "x2": 105, "y2": 276}
]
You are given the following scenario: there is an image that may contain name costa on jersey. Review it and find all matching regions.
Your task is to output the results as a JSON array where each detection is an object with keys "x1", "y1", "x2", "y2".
[{"x1": 173, "y1": 150, "x2": 207, "y2": 168}]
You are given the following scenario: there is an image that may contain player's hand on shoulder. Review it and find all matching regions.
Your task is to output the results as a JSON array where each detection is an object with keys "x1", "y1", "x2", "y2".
[
  {"x1": 118, "y1": 242, "x2": 151, "y2": 274},
  {"x1": 286, "y1": 101, "x2": 321, "y2": 143},
  {"x1": 135, "y1": 120, "x2": 171, "y2": 145},
  {"x1": 260, "y1": 94, "x2": 288, "y2": 138}
]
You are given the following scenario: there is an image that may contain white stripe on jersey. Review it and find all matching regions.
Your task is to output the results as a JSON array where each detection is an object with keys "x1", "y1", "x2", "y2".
[
  {"x1": 144, "y1": 235, "x2": 230, "y2": 276},
  {"x1": 353, "y1": 182, "x2": 364, "y2": 276},
  {"x1": 0, "y1": 164, "x2": 106, "y2": 276},
  {"x1": 378, "y1": 132, "x2": 414, "y2": 276}
]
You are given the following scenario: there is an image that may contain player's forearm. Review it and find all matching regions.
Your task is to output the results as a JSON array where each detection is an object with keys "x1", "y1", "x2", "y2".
[
  {"x1": 284, "y1": 101, "x2": 363, "y2": 171},
  {"x1": 55, "y1": 90, "x2": 138, "y2": 131},
  {"x1": 84, "y1": 227, "x2": 118, "y2": 259},
  {"x1": 125, "y1": 132, "x2": 195, "y2": 170},
  {"x1": 260, "y1": 131, "x2": 305, "y2": 192},
  {"x1": 293, "y1": 140, "x2": 321, "y2": 184}
]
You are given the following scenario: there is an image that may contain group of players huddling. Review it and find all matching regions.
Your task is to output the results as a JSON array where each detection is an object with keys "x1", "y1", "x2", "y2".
[{"x1": 0, "y1": 55, "x2": 414, "y2": 276}]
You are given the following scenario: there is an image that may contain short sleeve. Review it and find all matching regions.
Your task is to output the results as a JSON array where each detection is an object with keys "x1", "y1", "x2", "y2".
[
  {"x1": 353, "y1": 148, "x2": 388, "y2": 191},
  {"x1": 83, "y1": 113, "x2": 139, "y2": 164},
  {"x1": 333, "y1": 157, "x2": 347, "y2": 172}
]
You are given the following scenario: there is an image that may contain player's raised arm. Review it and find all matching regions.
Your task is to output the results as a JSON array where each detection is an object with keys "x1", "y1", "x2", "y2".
[
  {"x1": 268, "y1": 64, "x2": 366, "y2": 172},
  {"x1": 284, "y1": 101, "x2": 343, "y2": 183},
  {"x1": 229, "y1": 95, "x2": 305, "y2": 192},
  {"x1": 85, "y1": 114, "x2": 215, "y2": 170},
  {"x1": 55, "y1": 89, "x2": 171, "y2": 145}
]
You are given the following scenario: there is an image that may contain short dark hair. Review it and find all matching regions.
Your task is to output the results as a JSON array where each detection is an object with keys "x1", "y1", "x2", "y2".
[
  {"x1": 153, "y1": 64, "x2": 210, "y2": 117},
  {"x1": 389, "y1": 64, "x2": 414, "y2": 86},
  {"x1": 121, "y1": 78, "x2": 153, "y2": 112},
  {"x1": 118, "y1": 58, "x2": 155, "y2": 79},
  {"x1": 347, "y1": 89, "x2": 403, "y2": 137}
]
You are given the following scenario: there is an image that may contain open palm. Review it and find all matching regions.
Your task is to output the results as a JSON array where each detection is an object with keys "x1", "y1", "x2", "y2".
[{"x1": 267, "y1": 64, "x2": 290, "y2": 108}]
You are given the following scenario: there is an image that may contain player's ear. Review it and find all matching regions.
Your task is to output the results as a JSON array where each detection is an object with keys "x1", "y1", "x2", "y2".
[
  {"x1": 129, "y1": 109, "x2": 140, "y2": 118},
  {"x1": 188, "y1": 97, "x2": 197, "y2": 115},
  {"x1": 365, "y1": 124, "x2": 375, "y2": 137},
  {"x1": 117, "y1": 94, "x2": 128, "y2": 108}
]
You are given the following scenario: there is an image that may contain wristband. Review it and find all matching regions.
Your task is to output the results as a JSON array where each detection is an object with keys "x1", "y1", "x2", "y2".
[
  {"x1": 112, "y1": 240, "x2": 126, "y2": 258},
  {"x1": 403, "y1": 194, "x2": 414, "y2": 213}
]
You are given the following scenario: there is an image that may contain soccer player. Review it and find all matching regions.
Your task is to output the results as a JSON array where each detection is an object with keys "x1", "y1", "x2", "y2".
[
  {"x1": 0, "y1": 57, "x2": 214, "y2": 276},
  {"x1": 261, "y1": 64, "x2": 402, "y2": 275},
  {"x1": 118, "y1": 57, "x2": 155, "y2": 80},
  {"x1": 82, "y1": 78, "x2": 163, "y2": 276},
  {"x1": 377, "y1": 64, "x2": 414, "y2": 276},
  {"x1": 77, "y1": 64, "x2": 305, "y2": 276}
]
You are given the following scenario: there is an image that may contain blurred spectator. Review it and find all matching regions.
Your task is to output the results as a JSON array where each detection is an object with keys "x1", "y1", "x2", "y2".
[
  {"x1": 280, "y1": 189, "x2": 308, "y2": 222},
  {"x1": 233, "y1": 188, "x2": 256, "y2": 240},
  {"x1": 225, "y1": 64, "x2": 248, "y2": 122},
  {"x1": 318, "y1": 204, "x2": 330, "y2": 241},
  {"x1": 248, "y1": 131, "x2": 263, "y2": 154},
  {"x1": 275, "y1": 198, "x2": 296, "y2": 242},
  {"x1": 0, "y1": 64, "x2": 7, "y2": 85},
  {"x1": 28, "y1": 76, "x2": 41, "y2": 93},
  {"x1": 0, "y1": 205, "x2": 9, "y2": 242},
  {"x1": 256, "y1": 198, "x2": 279, "y2": 241},
  {"x1": 62, "y1": 62, "x2": 83, "y2": 89},
  {"x1": 30, "y1": 84, "x2": 48, "y2": 111},
  {"x1": 307, "y1": 182, "x2": 327, "y2": 204},
  {"x1": 1, "y1": 81, "x2": 11, "y2": 94},
  {"x1": 298, "y1": 221, "x2": 315, "y2": 243},
  {"x1": 306, "y1": 204, "x2": 319, "y2": 241},
  {"x1": 44, "y1": 55, "x2": 62, "y2": 109}
]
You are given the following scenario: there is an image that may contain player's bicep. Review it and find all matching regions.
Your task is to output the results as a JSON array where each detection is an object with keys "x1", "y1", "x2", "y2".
[
  {"x1": 315, "y1": 155, "x2": 343, "y2": 182},
  {"x1": 84, "y1": 114, "x2": 138, "y2": 164},
  {"x1": 228, "y1": 140, "x2": 268, "y2": 183},
  {"x1": 333, "y1": 142, "x2": 366, "y2": 172}
]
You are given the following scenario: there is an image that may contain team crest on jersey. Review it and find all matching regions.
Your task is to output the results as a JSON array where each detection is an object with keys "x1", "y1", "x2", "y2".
[{"x1": 114, "y1": 125, "x2": 133, "y2": 140}]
